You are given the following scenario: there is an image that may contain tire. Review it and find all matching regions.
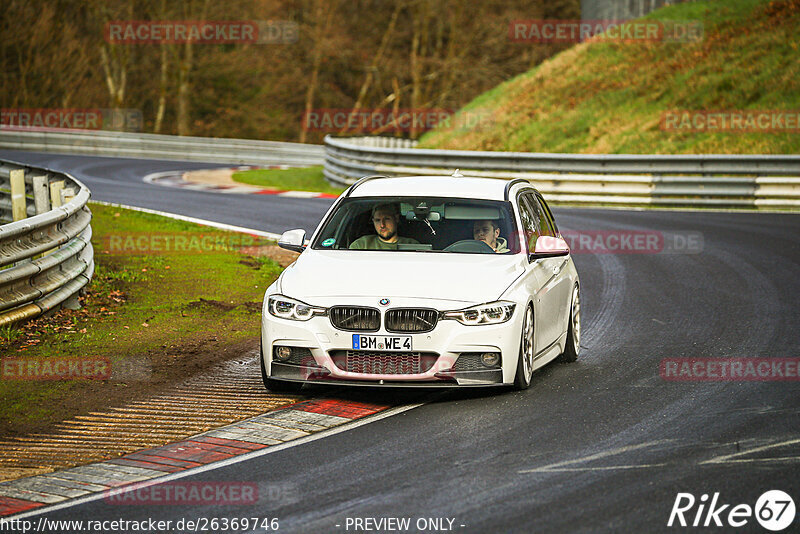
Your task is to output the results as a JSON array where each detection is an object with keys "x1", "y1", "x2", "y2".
[
  {"x1": 558, "y1": 284, "x2": 581, "y2": 363},
  {"x1": 514, "y1": 304, "x2": 535, "y2": 390},
  {"x1": 260, "y1": 342, "x2": 303, "y2": 393}
]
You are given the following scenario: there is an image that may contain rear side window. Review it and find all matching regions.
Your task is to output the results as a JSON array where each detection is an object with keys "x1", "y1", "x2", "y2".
[
  {"x1": 529, "y1": 194, "x2": 555, "y2": 237},
  {"x1": 535, "y1": 193, "x2": 559, "y2": 235},
  {"x1": 517, "y1": 194, "x2": 543, "y2": 253}
]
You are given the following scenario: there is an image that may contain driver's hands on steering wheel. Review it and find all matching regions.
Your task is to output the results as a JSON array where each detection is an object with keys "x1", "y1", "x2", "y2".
[{"x1": 443, "y1": 239, "x2": 495, "y2": 253}]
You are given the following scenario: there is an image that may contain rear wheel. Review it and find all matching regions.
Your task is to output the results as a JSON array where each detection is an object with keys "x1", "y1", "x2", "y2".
[
  {"x1": 260, "y1": 342, "x2": 303, "y2": 393},
  {"x1": 558, "y1": 285, "x2": 580, "y2": 363},
  {"x1": 514, "y1": 305, "x2": 535, "y2": 390}
]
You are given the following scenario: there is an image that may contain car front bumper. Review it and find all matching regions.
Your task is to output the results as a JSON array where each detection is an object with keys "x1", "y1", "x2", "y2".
[{"x1": 261, "y1": 300, "x2": 522, "y2": 387}]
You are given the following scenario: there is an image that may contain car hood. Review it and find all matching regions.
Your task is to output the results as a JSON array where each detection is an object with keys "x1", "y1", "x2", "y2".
[{"x1": 279, "y1": 250, "x2": 525, "y2": 305}]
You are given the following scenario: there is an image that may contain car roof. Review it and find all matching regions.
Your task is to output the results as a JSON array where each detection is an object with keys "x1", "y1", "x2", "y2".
[{"x1": 346, "y1": 175, "x2": 532, "y2": 201}]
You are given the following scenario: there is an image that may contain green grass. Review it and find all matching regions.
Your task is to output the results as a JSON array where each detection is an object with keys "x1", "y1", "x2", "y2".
[
  {"x1": 232, "y1": 166, "x2": 345, "y2": 195},
  {"x1": 0, "y1": 203, "x2": 283, "y2": 436},
  {"x1": 419, "y1": 0, "x2": 800, "y2": 154}
]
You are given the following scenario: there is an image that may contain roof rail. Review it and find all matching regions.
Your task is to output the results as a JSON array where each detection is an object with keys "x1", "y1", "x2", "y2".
[{"x1": 345, "y1": 174, "x2": 391, "y2": 197}]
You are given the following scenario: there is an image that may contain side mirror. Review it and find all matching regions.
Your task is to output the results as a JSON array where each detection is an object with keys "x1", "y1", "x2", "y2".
[
  {"x1": 531, "y1": 235, "x2": 570, "y2": 259},
  {"x1": 278, "y1": 229, "x2": 307, "y2": 253}
]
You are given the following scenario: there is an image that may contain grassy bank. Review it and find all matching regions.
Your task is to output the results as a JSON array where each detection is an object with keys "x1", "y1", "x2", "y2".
[
  {"x1": 419, "y1": 0, "x2": 800, "y2": 154},
  {"x1": 233, "y1": 166, "x2": 346, "y2": 195},
  {"x1": 0, "y1": 203, "x2": 286, "y2": 437}
]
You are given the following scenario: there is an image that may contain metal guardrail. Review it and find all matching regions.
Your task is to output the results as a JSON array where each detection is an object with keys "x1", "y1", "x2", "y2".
[
  {"x1": 0, "y1": 128, "x2": 325, "y2": 167},
  {"x1": 323, "y1": 136, "x2": 800, "y2": 209},
  {"x1": 0, "y1": 159, "x2": 93, "y2": 327}
]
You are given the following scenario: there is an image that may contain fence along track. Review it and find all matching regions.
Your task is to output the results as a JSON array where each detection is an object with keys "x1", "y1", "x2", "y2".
[
  {"x1": 0, "y1": 128, "x2": 324, "y2": 167},
  {"x1": 0, "y1": 159, "x2": 94, "y2": 326},
  {"x1": 322, "y1": 136, "x2": 800, "y2": 209}
]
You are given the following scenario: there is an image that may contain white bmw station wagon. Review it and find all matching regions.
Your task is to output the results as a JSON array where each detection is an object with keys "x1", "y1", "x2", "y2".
[{"x1": 260, "y1": 174, "x2": 580, "y2": 391}]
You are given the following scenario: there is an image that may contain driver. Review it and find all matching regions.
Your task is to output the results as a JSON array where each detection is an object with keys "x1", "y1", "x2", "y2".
[
  {"x1": 473, "y1": 219, "x2": 509, "y2": 253},
  {"x1": 349, "y1": 203, "x2": 420, "y2": 249}
]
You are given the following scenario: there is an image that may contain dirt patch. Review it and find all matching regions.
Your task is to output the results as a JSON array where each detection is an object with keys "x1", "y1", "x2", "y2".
[
  {"x1": 181, "y1": 168, "x2": 239, "y2": 187},
  {"x1": 0, "y1": 270, "x2": 266, "y2": 439},
  {"x1": 187, "y1": 298, "x2": 237, "y2": 311},
  {"x1": 0, "y1": 331, "x2": 261, "y2": 439},
  {"x1": 239, "y1": 245, "x2": 300, "y2": 268}
]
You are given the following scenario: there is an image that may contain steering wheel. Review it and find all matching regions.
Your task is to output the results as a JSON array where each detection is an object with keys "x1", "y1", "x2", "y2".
[{"x1": 443, "y1": 239, "x2": 495, "y2": 253}]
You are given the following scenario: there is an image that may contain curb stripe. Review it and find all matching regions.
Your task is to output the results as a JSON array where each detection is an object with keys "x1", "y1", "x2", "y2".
[
  {"x1": 2, "y1": 403, "x2": 423, "y2": 523},
  {"x1": 293, "y1": 399, "x2": 389, "y2": 418},
  {"x1": 0, "y1": 497, "x2": 44, "y2": 516},
  {"x1": 105, "y1": 459, "x2": 182, "y2": 473},
  {"x1": 0, "y1": 398, "x2": 394, "y2": 519},
  {"x1": 190, "y1": 436, "x2": 267, "y2": 450},
  {"x1": 144, "y1": 167, "x2": 340, "y2": 199}
]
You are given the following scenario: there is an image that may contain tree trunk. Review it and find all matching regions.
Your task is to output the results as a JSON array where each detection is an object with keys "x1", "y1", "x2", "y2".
[
  {"x1": 154, "y1": 43, "x2": 168, "y2": 133},
  {"x1": 176, "y1": 0, "x2": 208, "y2": 136},
  {"x1": 300, "y1": 0, "x2": 336, "y2": 143},
  {"x1": 338, "y1": 1, "x2": 403, "y2": 135},
  {"x1": 154, "y1": 0, "x2": 169, "y2": 133}
]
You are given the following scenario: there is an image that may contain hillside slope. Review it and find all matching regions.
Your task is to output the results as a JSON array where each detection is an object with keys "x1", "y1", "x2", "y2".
[{"x1": 419, "y1": 0, "x2": 800, "y2": 154}]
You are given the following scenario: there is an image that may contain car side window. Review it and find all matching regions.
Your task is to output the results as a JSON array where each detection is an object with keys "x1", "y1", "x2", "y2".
[
  {"x1": 535, "y1": 193, "x2": 558, "y2": 235},
  {"x1": 517, "y1": 193, "x2": 543, "y2": 253},
  {"x1": 530, "y1": 194, "x2": 555, "y2": 237}
]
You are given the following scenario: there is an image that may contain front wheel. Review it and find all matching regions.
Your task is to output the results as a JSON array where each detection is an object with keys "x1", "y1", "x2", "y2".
[
  {"x1": 514, "y1": 305, "x2": 535, "y2": 390},
  {"x1": 558, "y1": 285, "x2": 580, "y2": 363}
]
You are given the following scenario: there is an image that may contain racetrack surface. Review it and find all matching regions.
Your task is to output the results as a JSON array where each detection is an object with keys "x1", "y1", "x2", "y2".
[
  {"x1": 2, "y1": 151, "x2": 799, "y2": 533},
  {"x1": 0, "y1": 150, "x2": 332, "y2": 236}
]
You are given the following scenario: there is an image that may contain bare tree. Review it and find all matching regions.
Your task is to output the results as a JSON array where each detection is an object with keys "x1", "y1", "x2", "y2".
[
  {"x1": 299, "y1": 0, "x2": 338, "y2": 143},
  {"x1": 176, "y1": 0, "x2": 209, "y2": 136}
]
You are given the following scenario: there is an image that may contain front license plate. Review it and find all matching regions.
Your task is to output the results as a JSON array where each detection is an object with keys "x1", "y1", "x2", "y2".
[{"x1": 352, "y1": 334, "x2": 412, "y2": 351}]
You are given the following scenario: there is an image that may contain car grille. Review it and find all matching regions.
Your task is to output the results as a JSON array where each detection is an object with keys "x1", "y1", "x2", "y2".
[
  {"x1": 385, "y1": 309, "x2": 439, "y2": 333},
  {"x1": 330, "y1": 351, "x2": 437, "y2": 375},
  {"x1": 329, "y1": 306, "x2": 380, "y2": 331}
]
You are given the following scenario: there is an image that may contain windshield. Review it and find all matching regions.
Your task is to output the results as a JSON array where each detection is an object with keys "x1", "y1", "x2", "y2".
[{"x1": 311, "y1": 197, "x2": 520, "y2": 254}]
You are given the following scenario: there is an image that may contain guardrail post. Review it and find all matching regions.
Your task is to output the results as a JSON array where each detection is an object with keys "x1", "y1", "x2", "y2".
[
  {"x1": 62, "y1": 294, "x2": 82, "y2": 310},
  {"x1": 1, "y1": 159, "x2": 93, "y2": 325},
  {"x1": 32, "y1": 175, "x2": 51, "y2": 214},
  {"x1": 10, "y1": 169, "x2": 26, "y2": 221},
  {"x1": 50, "y1": 180, "x2": 65, "y2": 208},
  {"x1": 61, "y1": 187, "x2": 76, "y2": 205}
]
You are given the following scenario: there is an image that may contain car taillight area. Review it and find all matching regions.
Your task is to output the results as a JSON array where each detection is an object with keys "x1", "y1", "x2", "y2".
[
  {"x1": 330, "y1": 350, "x2": 438, "y2": 375},
  {"x1": 385, "y1": 308, "x2": 439, "y2": 333}
]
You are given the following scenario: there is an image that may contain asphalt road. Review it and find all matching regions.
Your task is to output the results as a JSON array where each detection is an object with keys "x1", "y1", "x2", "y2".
[
  {"x1": 0, "y1": 150, "x2": 331, "y2": 235},
  {"x1": 3, "y1": 151, "x2": 799, "y2": 533}
]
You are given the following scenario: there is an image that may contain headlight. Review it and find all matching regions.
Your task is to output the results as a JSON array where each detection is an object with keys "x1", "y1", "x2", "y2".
[
  {"x1": 267, "y1": 295, "x2": 326, "y2": 321},
  {"x1": 442, "y1": 301, "x2": 516, "y2": 326}
]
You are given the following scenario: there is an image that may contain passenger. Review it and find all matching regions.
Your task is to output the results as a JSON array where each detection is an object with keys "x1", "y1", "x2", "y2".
[
  {"x1": 473, "y1": 219, "x2": 509, "y2": 253},
  {"x1": 349, "y1": 203, "x2": 420, "y2": 250}
]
